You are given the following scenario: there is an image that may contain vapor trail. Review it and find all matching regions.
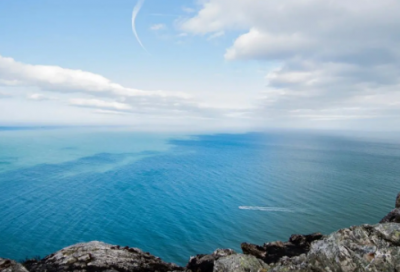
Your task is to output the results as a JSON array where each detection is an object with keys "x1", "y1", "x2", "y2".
[{"x1": 132, "y1": 0, "x2": 149, "y2": 53}]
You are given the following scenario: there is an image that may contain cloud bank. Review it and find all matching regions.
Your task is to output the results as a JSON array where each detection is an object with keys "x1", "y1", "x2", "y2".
[
  {"x1": 181, "y1": 0, "x2": 400, "y2": 127},
  {"x1": 0, "y1": 55, "x2": 237, "y2": 120}
]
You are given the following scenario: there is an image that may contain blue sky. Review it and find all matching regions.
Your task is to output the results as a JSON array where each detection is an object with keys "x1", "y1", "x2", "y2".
[{"x1": 1, "y1": 0, "x2": 400, "y2": 131}]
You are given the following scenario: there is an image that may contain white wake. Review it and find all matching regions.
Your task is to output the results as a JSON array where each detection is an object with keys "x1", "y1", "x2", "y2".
[{"x1": 238, "y1": 206, "x2": 296, "y2": 212}]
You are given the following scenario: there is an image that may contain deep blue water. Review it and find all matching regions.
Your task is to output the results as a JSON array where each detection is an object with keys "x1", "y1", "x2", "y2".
[{"x1": 0, "y1": 129, "x2": 399, "y2": 265}]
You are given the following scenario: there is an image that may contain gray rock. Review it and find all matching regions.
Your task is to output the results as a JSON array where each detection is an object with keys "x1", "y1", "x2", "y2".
[
  {"x1": 379, "y1": 192, "x2": 400, "y2": 223},
  {"x1": 213, "y1": 254, "x2": 269, "y2": 272},
  {"x1": 241, "y1": 233, "x2": 324, "y2": 264},
  {"x1": 186, "y1": 249, "x2": 237, "y2": 272},
  {"x1": 0, "y1": 258, "x2": 29, "y2": 272},
  {"x1": 269, "y1": 223, "x2": 400, "y2": 272},
  {"x1": 24, "y1": 241, "x2": 183, "y2": 272},
  {"x1": 380, "y1": 208, "x2": 400, "y2": 223}
]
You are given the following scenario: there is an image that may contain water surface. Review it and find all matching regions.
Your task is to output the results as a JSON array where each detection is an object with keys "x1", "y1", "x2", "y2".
[{"x1": 0, "y1": 129, "x2": 399, "y2": 265}]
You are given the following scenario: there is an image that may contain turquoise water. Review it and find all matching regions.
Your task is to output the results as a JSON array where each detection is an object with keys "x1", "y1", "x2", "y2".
[{"x1": 0, "y1": 128, "x2": 399, "y2": 265}]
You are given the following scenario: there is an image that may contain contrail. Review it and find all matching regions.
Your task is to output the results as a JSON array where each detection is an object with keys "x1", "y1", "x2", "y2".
[{"x1": 132, "y1": 0, "x2": 149, "y2": 53}]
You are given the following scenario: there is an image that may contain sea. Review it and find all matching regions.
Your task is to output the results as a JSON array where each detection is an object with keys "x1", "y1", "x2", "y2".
[{"x1": 0, "y1": 127, "x2": 399, "y2": 265}]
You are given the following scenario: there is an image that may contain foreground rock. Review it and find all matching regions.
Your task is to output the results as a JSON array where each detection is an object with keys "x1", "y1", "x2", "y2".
[
  {"x1": 23, "y1": 241, "x2": 183, "y2": 272},
  {"x1": 0, "y1": 259, "x2": 28, "y2": 272},
  {"x1": 241, "y1": 232, "x2": 324, "y2": 264},
  {"x1": 380, "y1": 208, "x2": 400, "y2": 223},
  {"x1": 379, "y1": 193, "x2": 400, "y2": 223},
  {"x1": 268, "y1": 223, "x2": 400, "y2": 272},
  {"x1": 186, "y1": 249, "x2": 236, "y2": 272},
  {"x1": 213, "y1": 254, "x2": 269, "y2": 272}
]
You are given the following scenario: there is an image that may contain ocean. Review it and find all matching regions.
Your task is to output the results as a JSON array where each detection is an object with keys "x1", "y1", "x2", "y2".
[{"x1": 0, "y1": 128, "x2": 399, "y2": 265}]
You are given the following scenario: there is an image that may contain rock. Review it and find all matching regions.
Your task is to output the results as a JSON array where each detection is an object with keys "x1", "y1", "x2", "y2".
[
  {"x1": 396, "y1": 192, "x2": 400, "y2": 208},
  {"x1": 23, "y1": 241, "x2": 183, "y2": 272},
  {"x1": 380, "y1": 208, "x2": 400, "y2": 223},
  {"x1": 213, "y1": 254, "x2": 269, "y2": 272},
  {"x1": 379, "y1": 191, "x2": 400, "y2": 223},
  {"x1": 0, "y1": 258, "x2": 29, "y2": 272},
  {"x1": 241, "y1": 232, "x2": 324, "y2": 264},
  {"x1": 186, "y1": 249, "x2": 236, "y2": 272},
  {"x1": 268, "y1": 223, "x2": 400, "y2": 272}
]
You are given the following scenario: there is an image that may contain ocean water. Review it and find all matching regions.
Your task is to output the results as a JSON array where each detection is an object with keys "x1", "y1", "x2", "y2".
[{"x1": 0, "y1": 128, "x2": 399, "y2": 265}]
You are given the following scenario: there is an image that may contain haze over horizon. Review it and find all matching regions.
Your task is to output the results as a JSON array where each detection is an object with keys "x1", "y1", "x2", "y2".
[{"x1": 1, "y1": 0, "x2": 400, "y2": 132}]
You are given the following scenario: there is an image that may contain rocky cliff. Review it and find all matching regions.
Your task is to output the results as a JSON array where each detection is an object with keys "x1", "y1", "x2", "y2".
[{"x1": 2, "y1": 193, "x2": 400, "y2": 272}]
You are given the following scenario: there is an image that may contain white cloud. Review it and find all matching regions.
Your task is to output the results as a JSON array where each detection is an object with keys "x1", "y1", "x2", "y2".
[
  {"x1": 207, "y1": 31, "x2": 225, "y2": 40},
  {"x1": 27, "y1": 93, "x2": 56, "y2": 101},
  {"x1": 0, "y1": 54, "x2": 228, "y2": 119},
  {"x1": 180, "y1": 0, "x2": 400, "y2": 126},
  {"x1": 93, "y1": 109, "x2": 129, "y2": 115},
  {"x1": 0, "y1": 91, "x2": 11, "y2": 99},
  {"x1": 69, "y1": 99, "x2": 132, "y2": 111},
  {"x1": 150, "y1": 24, "x2": 166, "y2": 31},
  {"x1": 0, "y1": 79, "x2": 20, "y2": 86},
  {"x1": 182, "y1": 7, "x2": 196, "y2": 14},
  {"x1": 224, "y1": 29, "x2": 313, "y2": 60},
  {"x1": 181, "y1": 0, "x2": 400, "y2": 65},
  {"x1": 0, "y1": 55, "x2": 149, "y2": 98}
]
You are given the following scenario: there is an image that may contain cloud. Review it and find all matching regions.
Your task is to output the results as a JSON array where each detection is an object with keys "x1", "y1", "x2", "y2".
[
  {"x1": 207, "y1": 31, "x2": 225, "y2": 40},
  {"x1": 0, "y1": 91, "x2": 11, "y2": 99},
  {"x1": 0, "y1": 55, "x2": 183, "y2": 101},
  {"x1": 93, "y1": 109, "x2": 129, "y2": 116},
  {"x1": 180, "y1": 0, "x2": 400, "y2": 126},
  {"x1": 224, "y1": 29, "x2": 313, "y2": 60},
  {"x1": 0, "y1": 55, "x2": 134, "y2": 96},
  {"x1": 182, "y1": 7, "x2": 196, "y2": 14},
  {"x1": 150, "y1": 24, "x2": 166, "y2": 31},
  {"x1": 27, "y1": 93, "x2": 56, "y2": 101},
  {"x1": 69, "y1": 99, "x2": 132, "y2": 111},
  {"x1": 181, "y1": 0, "x2": 400, "y2": 66},
  {"x1": 132, "y1": 0, "x2": 148, "y2": 52},
  {"x1": 0, "y1": 54, "x2": 242, "y2": 120}
]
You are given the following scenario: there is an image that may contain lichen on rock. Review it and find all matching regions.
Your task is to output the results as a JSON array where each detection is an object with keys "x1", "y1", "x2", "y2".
[{"x1": 213, "y1": 254, "x2": 270, "y2": 272}]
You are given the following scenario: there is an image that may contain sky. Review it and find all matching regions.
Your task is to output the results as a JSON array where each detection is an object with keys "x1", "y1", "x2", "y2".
[{"x1": 1, "y1": 0, "x2": 400, "y2": 132}]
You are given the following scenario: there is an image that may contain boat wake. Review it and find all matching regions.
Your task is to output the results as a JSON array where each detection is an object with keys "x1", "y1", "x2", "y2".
[{"x1": 239, "y1": 206, "x2": 297, "y2": 212}]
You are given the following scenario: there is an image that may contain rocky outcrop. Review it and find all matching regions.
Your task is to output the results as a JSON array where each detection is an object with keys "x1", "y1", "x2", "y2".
[
  {"x1": 379, "y1": 193, "x2": 400, "y2": 223},
  {"x1": 23, "y1": 241, "x2": 183, "y2": 272},
  {"x1": 241, "y1": 233, "x2": 324, "y2": 264},
  {"x1": 380, "y1": 208, "x2": 400, "y2": 223},
  {"x1": 268, "y1": 223, "x2": 400, "y2": 272},
  {"x1": 186, "y1": 249, "x2": 236, "y2": 272},
  {"x1": 0, "y1": 258, "x2": 29, "y2": 272},
  {"x1": 190, "y1": 223, "x2": 400, "y2": 272}
]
